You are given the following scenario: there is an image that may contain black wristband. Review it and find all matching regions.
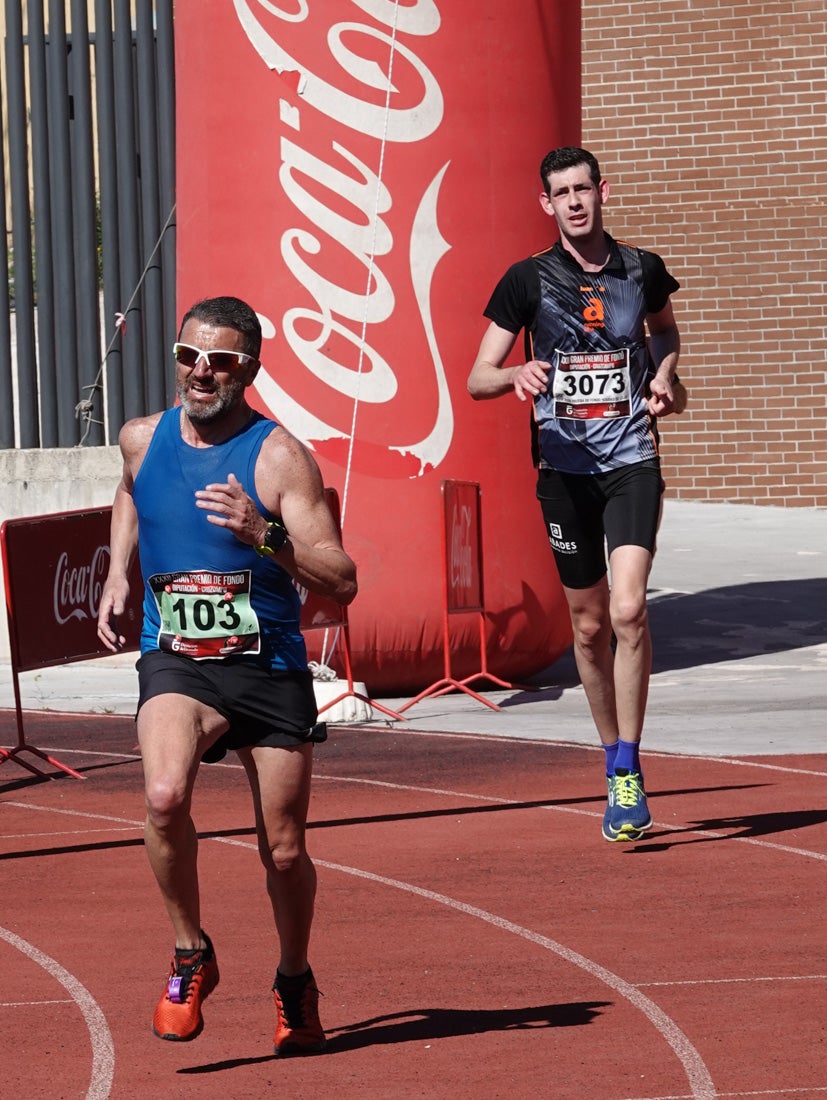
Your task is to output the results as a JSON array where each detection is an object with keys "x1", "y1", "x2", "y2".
[{"x1": 255, "y1": 519, "x2": 288, "y2": 557}]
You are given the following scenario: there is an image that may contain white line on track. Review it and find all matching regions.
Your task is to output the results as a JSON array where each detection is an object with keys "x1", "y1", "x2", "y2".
[
  {"x1": 638, "y1": 973, "x2": 827, "y2": 988},
  {"x1": 6, "y1": 750, "x2": 827, "y2": 865},
  {"x1": 213, "y1": 833, "x2": 717, "y2": 1100},
  {"x1": 0, "y1": 801, "x2": 143, "y2": 826},
  {"x1": 0, "y1": 925, "x2": 114, "y2": 1100},
  {"x1": 310, "y1": 775, "x2": 827, "y2": 863},
  {"x1": 0, "y1": 800, "x2": 141, "y2": 827},
  {"x1": 27, "y1": 738, "x2": 827, "y2": 777},
  {"x1": 379, "y1": 729, "x2": 827, "y2": 777},
  {"x1": 317, "y1": 864, "x2": 716, "y2": 1100},
  {"x1": 1, "y1": 997, "x2": 73, "y2": 1006},
  {"x1": 622, "y1": 1089, "x2": 827, "y2": 1099},
  {"x1": 2, "y1": 827, "x2": 140, "y2": 839}
]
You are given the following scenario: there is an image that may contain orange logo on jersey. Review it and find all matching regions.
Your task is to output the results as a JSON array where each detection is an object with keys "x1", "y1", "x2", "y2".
[{"x1": 583, "y1": 297, "x2": 604, "y2": 328}]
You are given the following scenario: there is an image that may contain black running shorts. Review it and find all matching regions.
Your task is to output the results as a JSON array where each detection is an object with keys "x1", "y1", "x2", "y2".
[
  {"x1": 536, "y1": 460, "x2": 664, "y2": 590},
  {"x1": 136, "y1": 650, "x2": 324, "y2": 762}
]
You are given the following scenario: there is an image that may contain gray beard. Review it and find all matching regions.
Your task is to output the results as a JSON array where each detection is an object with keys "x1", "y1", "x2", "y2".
[{"x1": 176, "y1": 377, "x2": 245, "y2": 422}]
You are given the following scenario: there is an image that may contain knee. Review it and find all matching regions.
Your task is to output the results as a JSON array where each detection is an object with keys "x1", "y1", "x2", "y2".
[
  {"x1": 261, "y1": 831, "x2": 305, "y2": 875},
  {"x1": 144, "y1": 775, "x2": 191, "y2": 830},
  {"x1": 610, "y1": 594, "x2": 648, "y2": 640},
  {"x1": 572, "y1": 612, "x2": 612, "y2": 656}
]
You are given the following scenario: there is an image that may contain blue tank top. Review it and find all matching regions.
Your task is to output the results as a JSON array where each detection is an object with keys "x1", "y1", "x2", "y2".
[{"x1": 132, "y1": 407, "x2": 307, "y2": 670}]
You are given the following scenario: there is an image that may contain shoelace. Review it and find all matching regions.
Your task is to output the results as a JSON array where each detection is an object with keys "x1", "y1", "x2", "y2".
[
  {"x1": 168, "y1": 954, "x2": 204, "y2": 1004},
  {"x1": 614, "y1": 774, "x2": 644, "y2": 808},
  {"x1": 277, "y1": 981, "x2": 322, "y2": 1029},
  {"x1": 276, "y1": 986, "x2": 309, "y2": 1028}
]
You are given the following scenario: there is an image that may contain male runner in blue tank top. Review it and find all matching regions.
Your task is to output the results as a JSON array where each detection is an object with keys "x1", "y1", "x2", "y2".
[
  {"x1": 97, "y1": 296, "x2": 357, "y2": 1052},
  {"x1": 468, "y1": 147, "x2": 682, "y2": 842}
]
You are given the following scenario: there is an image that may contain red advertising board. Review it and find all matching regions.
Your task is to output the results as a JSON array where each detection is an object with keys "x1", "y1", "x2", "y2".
[
  {"x1": 1, "y1": 507, "x2": 143, "y2": 672},
  {"x1": 442, "y1": 479, "x2": 481, "y2": 613},
  {"x1": 0, "y1": 507, "x2": 144, "y2": 778},
  {"x1": 398, "y1": 479, "x2": 517, "y2": 713},
  {"x1": 175, "y1": 3, "x2": 577, "y2": 690}
]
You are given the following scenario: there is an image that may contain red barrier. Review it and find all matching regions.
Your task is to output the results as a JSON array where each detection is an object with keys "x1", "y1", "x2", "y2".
[
  {"x1": 303, "y1": 489, "x2": 404, "y2": 723},
  {"x1": 0, "y1": 507, "x2": 143, "y2": 778},
  {"x1": 398, "y1": 480, "x2": 517, "y2": 714}
]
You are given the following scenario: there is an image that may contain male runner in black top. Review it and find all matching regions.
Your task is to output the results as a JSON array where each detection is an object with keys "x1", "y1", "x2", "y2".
[{"x1": 468, "y1": 147, "x2": 682, "y2": 841}]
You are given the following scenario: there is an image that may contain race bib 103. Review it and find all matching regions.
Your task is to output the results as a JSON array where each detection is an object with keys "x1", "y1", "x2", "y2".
[{"x1": 149, "y1": 569, "x2": 261, "y2": 658}]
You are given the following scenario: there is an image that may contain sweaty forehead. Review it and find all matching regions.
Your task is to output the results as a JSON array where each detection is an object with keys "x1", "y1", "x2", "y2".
[{"x1": 179, "y1": 320, "x2": 244, "y2": 350}]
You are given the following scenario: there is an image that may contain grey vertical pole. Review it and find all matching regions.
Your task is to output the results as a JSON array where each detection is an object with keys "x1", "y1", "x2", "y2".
[
  {"x1": 155, "y1": 0, "x2": 177, "y2": 410},
  {"x1": 28, "y1": 1, "x2": 58, "y2": 445},
  {"x1": 70, "y1": 0, "x2": 104, "y2": 445},
  {"x1": 47, "y1": 0, "x2": 80, "y2": 445},
  {"x1": 135, "y1": 0, "x2": 164, "y2": 414},
  {"x1": 5, "y1": 0, "x2": 39, "y2": 447},
  {"x1": 93, "y1": 0, "x2": 124, "y2": 434},
  {"x1": 113, "y1": 0, "x2": 144, "y2": 419},
  {"x1": 0, "y1": 69, "x2": 14, "y2": 447}
]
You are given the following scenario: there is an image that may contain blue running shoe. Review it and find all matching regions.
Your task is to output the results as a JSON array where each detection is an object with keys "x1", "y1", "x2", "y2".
[
  {"x1": 601, "y1": 776, "x2": 616, "y2": 842},
  {"x1": 601, "y1": 774, "x2": 644, "y2": 842},
  {"x1": 606, "y1": 771, "x2": 652, "y2": 841}
]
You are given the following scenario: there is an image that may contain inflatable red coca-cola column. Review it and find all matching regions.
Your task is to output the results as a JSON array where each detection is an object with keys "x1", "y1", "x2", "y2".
[{"x1": 175, "y1": 2, "x2": 578, "y2": 692}]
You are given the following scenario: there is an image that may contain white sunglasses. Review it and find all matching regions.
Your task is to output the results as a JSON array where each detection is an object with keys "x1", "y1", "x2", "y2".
[{"x1": 173, "y1": 342, "x2": 257, "y2": 371}]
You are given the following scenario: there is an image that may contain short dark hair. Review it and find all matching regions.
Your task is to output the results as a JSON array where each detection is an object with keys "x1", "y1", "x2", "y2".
[
  {"x1": 539, "y1": 147, "x2": 602, "y2": 195},
  {"x1": 178, "y1": 296, "x2": 262, "y2": 359}
]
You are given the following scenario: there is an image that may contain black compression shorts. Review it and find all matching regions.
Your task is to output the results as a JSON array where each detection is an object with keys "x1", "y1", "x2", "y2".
[
  {"x1": 136, "y1": 650, "x2": 325, "y2": 762},
  {"x1": 536, "y1": 460, "x2": 664, "y2": 589}
]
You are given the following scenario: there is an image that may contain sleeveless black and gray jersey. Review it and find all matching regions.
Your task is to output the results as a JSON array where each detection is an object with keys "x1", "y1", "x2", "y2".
[{"x1": 484, "y1": 235, "x2": 679, "y2": 475}]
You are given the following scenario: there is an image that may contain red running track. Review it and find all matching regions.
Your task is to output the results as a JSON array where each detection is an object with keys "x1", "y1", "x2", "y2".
[{"x1": 1, "y1": 710, "x2": 826, "y2": 1099}]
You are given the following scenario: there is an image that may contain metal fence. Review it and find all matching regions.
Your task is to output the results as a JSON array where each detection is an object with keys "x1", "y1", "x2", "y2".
[{"x1": 2, "y1": 0, "x2": 176, "y2": 449}]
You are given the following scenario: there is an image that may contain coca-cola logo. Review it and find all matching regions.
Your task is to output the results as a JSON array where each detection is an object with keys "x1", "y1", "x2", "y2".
[
  {"x1": 233, "y1": 1, "x2": 453, "y2": 477},
  {"x1": 53, "y1": 545, "x2": 110, "y2": 625}
]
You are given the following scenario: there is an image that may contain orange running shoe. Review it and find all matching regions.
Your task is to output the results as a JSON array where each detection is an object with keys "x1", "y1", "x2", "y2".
[
  {"x1": 273, "y1": 969, "x2": 327, "y2": 1056},
  {"x1": 152, "y1": 932, "x2": 219, "y2": 1041}
]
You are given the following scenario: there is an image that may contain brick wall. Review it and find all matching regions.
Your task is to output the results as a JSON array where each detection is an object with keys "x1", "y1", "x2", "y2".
[{"x1": 581, "y1": 0, "x2": 827, "y2": 506}]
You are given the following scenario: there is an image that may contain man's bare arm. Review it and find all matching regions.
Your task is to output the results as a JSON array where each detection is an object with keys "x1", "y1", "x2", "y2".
[
  {"x1": 646, "y1": 302, "x2": 681, "y2": 417},
  {"x1": 468, "y1": 321, "x2": 550, "y2": 402}
]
